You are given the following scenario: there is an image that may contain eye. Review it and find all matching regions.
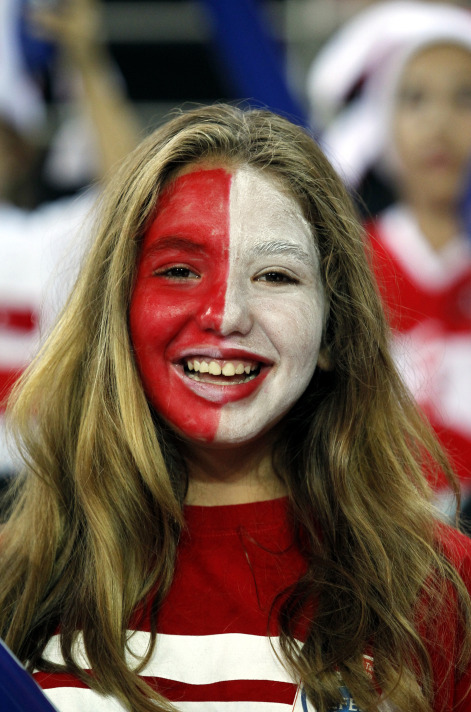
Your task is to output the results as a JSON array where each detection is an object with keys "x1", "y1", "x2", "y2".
[
  {"x1": 255, "y1": 270, "x2": 299, "y2": 285},
  {"x1": 455, "y1": 86, "x2": 471, "y2": 108},
  {"x1": 397, "y1": 87, "x2": 426, "y2": 108},
  {"x1": 153, "y1": 265, "x2": 200, "y2": 280}
]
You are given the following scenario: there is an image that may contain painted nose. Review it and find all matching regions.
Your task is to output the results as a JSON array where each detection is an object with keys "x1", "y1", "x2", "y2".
[
  {"x1": 192, "y1": 274, "x2": 227, "y2": 331},
  {"x1": 195, "y1": 301, "x2": 225, "y2": 332},
  {"x1": 219, "y1": 282, "x2": 254, "y2": 336},
  {"x1": 194, "y1": 271, "x2": 254, "y2": 336},
  {"x1": 195, "y1": 294, "x2": 253, "y2": 336}
]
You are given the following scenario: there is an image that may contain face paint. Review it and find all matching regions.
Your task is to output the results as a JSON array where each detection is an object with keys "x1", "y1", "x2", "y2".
[
  {"x1": 129, "y1": 165, "x2": 326, "y2": 446},
  {"x1": 130, "y1": 168, "x2": 231, "y2": 441}
]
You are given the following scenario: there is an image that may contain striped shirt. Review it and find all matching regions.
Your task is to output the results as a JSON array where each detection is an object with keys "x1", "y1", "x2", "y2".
[
  {"x1": 33, "y1": 499, "x2": 471, "y2": 711},
  {"x1": 35, "y1": 498, "x2": 313, "y2": 711}
]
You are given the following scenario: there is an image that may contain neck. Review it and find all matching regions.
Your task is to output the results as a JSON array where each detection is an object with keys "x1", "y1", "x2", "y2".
[{"x1": 183, "y1": 437, "x2": 286, "y2": 506}]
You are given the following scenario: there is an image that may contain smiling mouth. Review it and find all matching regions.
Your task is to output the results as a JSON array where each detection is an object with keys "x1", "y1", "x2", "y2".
[{"x1": 182, "y1": 357, "x2": 262, "y2": 385}]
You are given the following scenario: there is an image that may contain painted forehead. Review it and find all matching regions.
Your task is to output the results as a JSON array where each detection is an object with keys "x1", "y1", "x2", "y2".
[
  {"x1": 152, "y1": 166, "x2": 231, "y2": 231},
  {"x1": 145, "y1": 164, "x2": 319, "y2": 266}
]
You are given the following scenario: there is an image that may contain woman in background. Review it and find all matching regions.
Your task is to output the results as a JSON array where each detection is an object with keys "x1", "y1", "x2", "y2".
[{"x1": 308, "y1": 1, "x2": 471, "y2": 518}]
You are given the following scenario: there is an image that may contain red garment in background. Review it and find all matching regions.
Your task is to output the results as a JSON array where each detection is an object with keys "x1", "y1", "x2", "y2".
[
  {"x1": 367, "y1": 205, "x2": 471, "y2": 492},
  {"x1": 0, "y1": 193, "x2": 95, "y2": 472}
]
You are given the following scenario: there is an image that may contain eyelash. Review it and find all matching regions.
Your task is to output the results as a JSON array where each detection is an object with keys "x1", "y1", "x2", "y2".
[
  {"x1": 255, "y1": 271, "x2": 300, "y2": 285},
  {"x1": 153, "y1": 266, "x2": 200, "y2": 280},
  {"x1": 153, "y1": 267, "x2": 300, "y2": 285}
]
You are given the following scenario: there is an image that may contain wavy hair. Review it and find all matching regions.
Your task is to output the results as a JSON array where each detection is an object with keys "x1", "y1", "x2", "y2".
[{"x1": 0, "y1": 103, "x2": 470, "y2": 712}]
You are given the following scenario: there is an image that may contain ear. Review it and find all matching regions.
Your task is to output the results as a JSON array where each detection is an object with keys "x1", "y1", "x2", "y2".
[{"x1": 317, "y1": 347, "x2": 333, "y2": 372}]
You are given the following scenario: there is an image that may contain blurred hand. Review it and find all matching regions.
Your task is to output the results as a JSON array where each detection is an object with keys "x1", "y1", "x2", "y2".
[{"x1": 26, "y1": 0, "x2": 104, "y2": 60}]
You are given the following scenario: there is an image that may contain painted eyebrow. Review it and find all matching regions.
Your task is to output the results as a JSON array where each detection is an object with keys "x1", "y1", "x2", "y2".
[
  {"x1": 249, "y1": 240, "x2": 315, "y2": 263},
  {"x1": 142, "y1": 236, "x2": 207, "y2": 257}
]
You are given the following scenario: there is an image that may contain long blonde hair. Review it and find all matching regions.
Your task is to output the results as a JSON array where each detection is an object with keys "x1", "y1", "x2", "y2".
[{"x1": 1, "y1": 104, "x2": 470, "y2": 712}]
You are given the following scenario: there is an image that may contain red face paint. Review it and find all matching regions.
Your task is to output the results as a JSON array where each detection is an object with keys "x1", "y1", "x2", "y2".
[
  {"x1": 129, "y1": 168, "x2": 232, "y2": 441},
  {"x1": 130, "y1": 166, "x2": 325, "y2": 447}
]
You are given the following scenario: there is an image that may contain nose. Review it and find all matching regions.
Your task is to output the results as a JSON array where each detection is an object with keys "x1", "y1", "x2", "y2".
[
  {"x1": 192, "y1": 272, "x2": 227, "y2": 332},
  {"x1": 427, "y1": 98, "x2": 454, "y2": 133},
  {"x1": 219, "y1": 280, "x2": 254, "y2": 336},
  {"x1": 193, "y1": 269, "x2": 254, "y2": 336},
  {"x1": 195, "y1": 301, "x2": 225, "y2": 332},
  {"x1": 195, "y1": 291, "x2": 254, "y2": 335}
]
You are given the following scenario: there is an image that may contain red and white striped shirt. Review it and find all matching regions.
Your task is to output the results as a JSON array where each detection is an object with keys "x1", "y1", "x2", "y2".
[
  {"x1": 33, "y1": 498, "x2": 471, "y2": 711},
  {"x1": 34, "y1": 498, "x2": 309, "y2": 711}
]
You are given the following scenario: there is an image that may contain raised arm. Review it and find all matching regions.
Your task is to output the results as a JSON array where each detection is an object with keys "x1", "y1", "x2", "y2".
[{"x1": 28, "y1": 0, "x2": 140, "y2": 181}]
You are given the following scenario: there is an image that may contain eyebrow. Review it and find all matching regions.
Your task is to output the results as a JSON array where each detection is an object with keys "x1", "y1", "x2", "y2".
[
  {"x1": 142, "y1": 236, "x2": 316, "y2": 264},
  {"x1": 142, "y1": 236, "x2": 207, "y2": 257},
  {"x1": 250, "y1": 240, "x2": 315, "y2": 263}
]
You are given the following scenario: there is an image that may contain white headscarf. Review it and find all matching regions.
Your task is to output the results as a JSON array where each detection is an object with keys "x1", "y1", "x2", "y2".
[{"x1": 307, "y1": 1, "x2": 471, "y2": 187}]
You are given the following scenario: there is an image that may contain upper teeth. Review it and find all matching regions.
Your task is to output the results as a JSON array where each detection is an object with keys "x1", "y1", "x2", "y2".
[{"x1": 186, "y1": 359, "x2": 258, "y2": 376}]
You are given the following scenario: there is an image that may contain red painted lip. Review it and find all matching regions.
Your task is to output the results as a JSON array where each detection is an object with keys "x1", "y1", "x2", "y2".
[{"x1": 171, "y1": 361, "x2": 271, "y2": 404}]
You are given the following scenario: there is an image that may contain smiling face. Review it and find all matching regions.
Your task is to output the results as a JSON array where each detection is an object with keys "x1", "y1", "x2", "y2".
[
  {"x1": 129, "y1": 165, "x2": 326, "y2": 447},
  {"x1": 392, "y1": 43, "x2": 471, "y2": 208}
]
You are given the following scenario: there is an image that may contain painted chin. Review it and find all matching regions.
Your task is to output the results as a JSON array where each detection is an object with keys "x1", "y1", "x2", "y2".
[{"x1": 171, "y1": 360, "x2": 271, "y2": 404}]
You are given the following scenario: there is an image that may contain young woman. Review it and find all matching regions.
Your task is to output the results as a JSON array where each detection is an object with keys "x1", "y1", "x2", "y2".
[
  {"x1": 366, "y1": 35, "x2": 471, "y2": 510},
  {"x1": 1, "y1": 103, "x2": 470, "y2": 712}
]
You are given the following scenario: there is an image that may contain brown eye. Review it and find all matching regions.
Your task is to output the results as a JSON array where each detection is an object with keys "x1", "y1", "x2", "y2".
[
  {"x1": 154, "y1": 266, "x2": 200, "y2": 280},
  {"x1": 256, "y1": 271, "x2": 299, "y2": 284}
]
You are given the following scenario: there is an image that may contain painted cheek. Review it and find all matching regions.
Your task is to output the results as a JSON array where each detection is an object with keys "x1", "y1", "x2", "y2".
[{"x1": 130, "y1": 169, "x2": 232, "y2": 442}]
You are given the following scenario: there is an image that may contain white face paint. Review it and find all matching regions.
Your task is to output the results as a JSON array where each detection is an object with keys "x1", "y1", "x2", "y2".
[
  {"x1": 130, "y1": 165, "x2": 326, "y2": 449},
  {"x1": 214, "y1": 166, "x2": 326, "y2": 445}
]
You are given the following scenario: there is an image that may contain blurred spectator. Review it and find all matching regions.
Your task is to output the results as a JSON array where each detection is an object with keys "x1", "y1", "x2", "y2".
[
  {"x1": 307, "y1": 1, "x2": 471, "y2": 521},
  {"x1": 0, "y1": 0, "x2": 139, "y2": 482}
]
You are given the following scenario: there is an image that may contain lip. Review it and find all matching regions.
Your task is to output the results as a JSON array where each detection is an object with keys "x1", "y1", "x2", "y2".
[
  {"x1": 171, "y1": 360, "x2": 271, "y2": 404},
  {"x1": 421, "y1": 150, "x2": 456, "y2": 170}
]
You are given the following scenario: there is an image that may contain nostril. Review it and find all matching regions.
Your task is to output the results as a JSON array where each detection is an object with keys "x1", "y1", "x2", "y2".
[{"x1": 196, "y1": 303, "x2": 225, "y2": 332}]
